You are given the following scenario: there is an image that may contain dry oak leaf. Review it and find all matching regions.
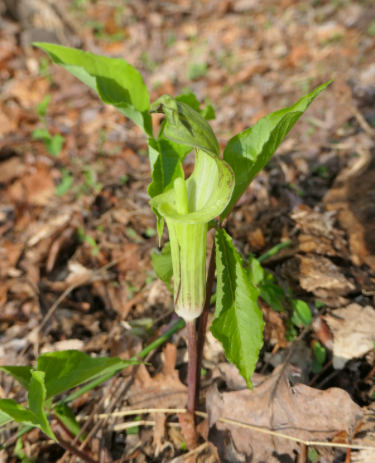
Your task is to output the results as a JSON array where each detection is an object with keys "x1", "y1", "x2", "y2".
[
  {"x1": 128, "y1": 343, "x2": 187, "y2": 410},
  {"x1": 207, "y1": 364, "x2": 363, "y2": 463},
  {"x1": 325, "y1": 303, "x2": 375, "y2": 369}
]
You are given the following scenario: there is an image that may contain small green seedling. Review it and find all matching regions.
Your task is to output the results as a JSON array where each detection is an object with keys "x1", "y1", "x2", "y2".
[
  {"x1": 0, "y1": 42, "x2": 331, "y2": 446},
  {"x1": 311, "y1": 341, "x2": 327, "y2": 373},
  {"x1": 31, "y1": 94, "x2": 65, "y2": 156}
]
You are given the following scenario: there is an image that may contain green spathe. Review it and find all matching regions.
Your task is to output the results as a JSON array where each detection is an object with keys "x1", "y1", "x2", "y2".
[{"x1": 150, "y1": 149, "x2": 234, "y2": 320}]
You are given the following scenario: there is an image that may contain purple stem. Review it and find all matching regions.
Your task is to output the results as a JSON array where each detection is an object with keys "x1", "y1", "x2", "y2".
[
  {"x1": 186, "y1": 320, "x2": 198, "y2": 416},
  {"x1": 196, "y1": 245, "x2": 216, "y2": 409}
]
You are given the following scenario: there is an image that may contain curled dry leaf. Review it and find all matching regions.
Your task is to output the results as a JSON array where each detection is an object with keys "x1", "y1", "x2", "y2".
[
  {"x1": 282, "y1": 254, "x2": 356, "y2": 298},
  {"x1": 325, "y1": 303, "x2": 375, "y2": 369},
  {"x1": 324, "y1": 164, "x2": 375, "y2": 271},
  {"x1": 206, "y1": 364, "x2": 363, "y2": 463}
]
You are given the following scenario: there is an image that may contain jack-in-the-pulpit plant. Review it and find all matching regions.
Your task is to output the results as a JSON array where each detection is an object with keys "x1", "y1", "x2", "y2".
[
  {"x1": 149, "y1": 95, "x2": 234, "y2": 321},
  {"x1": 0, "y1": 42, "x2": 332, "y2": 447}
]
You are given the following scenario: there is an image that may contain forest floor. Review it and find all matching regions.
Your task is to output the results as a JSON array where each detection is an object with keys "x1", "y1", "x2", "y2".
[{"x1": 0, "y1": 0, "x2": 375, "y2": 462}]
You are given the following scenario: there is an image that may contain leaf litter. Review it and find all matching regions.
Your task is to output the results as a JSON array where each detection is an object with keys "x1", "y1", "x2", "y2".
[
  {"x1": 206, "y1": 364, "x2": 363, "y2": 463},
  {"x1": 1, "y1": 0, "x2": 375, "y2": 461}
]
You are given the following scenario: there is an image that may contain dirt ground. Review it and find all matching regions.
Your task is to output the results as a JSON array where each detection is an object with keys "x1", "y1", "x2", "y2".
[{"x1": 0, "y1": 0, "x2": 375, "y2": 462}]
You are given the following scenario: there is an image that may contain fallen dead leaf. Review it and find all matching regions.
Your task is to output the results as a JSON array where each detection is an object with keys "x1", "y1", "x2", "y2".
[
  {"x1": 0, "y1": 157, "x2": 26, "y2": 184},
  {"x1": 127, "y1": 342, "x2": 187, "y2": 411},
  {"x1": 282, "y1": 254, "x2": 356, "y2": 298},
  {"x1": 128, "y1": 343, "x2": 188, "y2": 453},
  {"x1": 325, "y1": 303, "x2": 375, "y2": 369},
  {"x1": 27, "y1": 212, "x2": 72, "y2": 246},
  {"x1": 21, "y1": 163, "x2": 55, "y2": 206},
  {"x1": 207, "y1": 364, "x2": 363, "y2": 463},
  {"x1": 325, "y1": 165, "x2": 375, "y2": 271}
]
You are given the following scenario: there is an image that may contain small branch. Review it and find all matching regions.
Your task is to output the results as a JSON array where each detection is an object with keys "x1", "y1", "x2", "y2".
[
  {"x1": 196, "y1": 244, "x2": 216, "y2": 409},
  {"x1": 56, "y1": 434, "x2": 98, "y2": 463}
]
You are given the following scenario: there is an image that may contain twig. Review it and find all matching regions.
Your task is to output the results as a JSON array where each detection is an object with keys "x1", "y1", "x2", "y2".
[
  {"x1": 69, "y1": 369, "x2": 138, "y2": 463},
  {"x1": 308, "y1": 359, "x2": 333, "y2": 387},
  {"x1": 196, "y1": 243, "x2": 216, "y2": 409},
  {"x1": 341, "y1": 98, "x2": 375, "y2": 138},
  {"x1": 58, "y1": 376, "x2": 121, "y2": 463},
  {"x1": 56, "y1": 434, "x2": 98, "y2": 463},
  {"x1": 111, "y1": 420, "x2": 180, "y2": 432},
  {"x1": 77, "y1": 408, "x2": 375, "y2": 451},
  {"x1": 315, "y1": 369, "x2": 340, "y2": 390}
]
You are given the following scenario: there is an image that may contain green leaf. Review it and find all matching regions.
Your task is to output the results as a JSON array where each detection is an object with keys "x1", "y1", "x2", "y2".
[
  {"x1": 147, "y1": 137, "x2": 185, "y2": 199},
  {"x1": 313, "y1": 341, "x2": 326, "y2": 365},
  {"x1": 126, "y1": 416, "x2": 141, "y2": 435},
  {"x1": 176, "y1": 93, "x2": 200, "y2": 111},
  {"x1": 308, "y1": 448, "x2": 319, "y2": 462},
  {"x1": 150, "y1": 149, "x2": 234, "y2": 225},
  {"x1": 292, "y1": 299, "x2": 312, "y2": 326},
  {"x1": 259, "y1": 285, "x2": 285, "y2": 312},
  {"x1": 54, "y1": 404, "x2": 85, "y2": 440},
  {"x1": 31, "y1": 128, "x2": 51, "y2": 141},
  {"x1": 0, "y1": 371, "x2": 56, "y2": 440},
  {"x1": 152, "y1": 242, "x2": 173, "y2": 290},
  {"x1": 36, "y1": 94, "x2": 51, "y2": 119},
  {"x1": 45, "y1": 134, "x2": 65, "y2": 156},
  {"x1": 56, "y1": 173, "x2": 74, "y2": 196},
  {"x1": 36, "y1": 350, "x2": 139, "y2": 399},
  {"x1": 247, "y1": 254, "x2": 264, "y2": 286},
  {"x1": 221, "y1": 81, "x2": 332, "y2": 219},
  {"x1": 0, "y1": 410, "x2": 12, "y2": 427},
  {"x1": 211, "y1": 229, "x2": 265, "y2": 388},
  {"x1": 200, "y1": 104, "x2": 215, "y2": 120},
  {"x1": 149, "y1": 95, "x2": 220, "y2": 157},
  {"x1": 34, "y1": 43, "x2": 152, "y2": 136},
  {"x1": 14, "y1": 438, "x2": 35, "y2": 463},
  {"x1": 0, "y1": 366, "x2": 32, "y2": 390}
]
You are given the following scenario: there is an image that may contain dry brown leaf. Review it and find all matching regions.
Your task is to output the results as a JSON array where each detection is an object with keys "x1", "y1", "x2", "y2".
[
  {"x1": 282, "y1": 254, "x2": 356, "y2": 298},
  {"x1": 0, "y1": 157, "x2": 25, "y2": 184},
  {"x1": 261, "y1": 305, "x2": 288, "y2": 348},
  {"x1": 21, "y1": 164, "x2": 55, "y2": 206},
  {"x1": 27, "y1": 212, "x2": 72, "y2": 247},
  {"x1": 128, "y1": 343, "x2": 187, "y2": 410},
  {"x1": 324, "y1": 166, "x2": 375, "y2": 271},
  {"x1": 207, "y1": 364, "x2": 363, "y2": 463},
  {"x1": 325, "y1": 303, "x2": 375, "y2": 369}
]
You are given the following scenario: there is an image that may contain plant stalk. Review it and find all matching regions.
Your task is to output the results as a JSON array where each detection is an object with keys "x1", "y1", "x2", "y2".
[
  {"x1": 195, "y1": 244, "x2": 216, "y2": 409},
  {"x1": 186, "y1": 320, "x2": 198, "y2": 416}
]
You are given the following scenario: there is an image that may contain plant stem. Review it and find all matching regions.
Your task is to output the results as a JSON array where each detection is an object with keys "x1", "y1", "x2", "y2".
[
  {"x1": 257, "y1": 239, "x2": 292, "y2": 263},
  {"x1": 195, "y1": 244, "x2": 216, "y2": 409},
  {"x1": 186, "y1": 320, "x2": 198, "y2": 416}
]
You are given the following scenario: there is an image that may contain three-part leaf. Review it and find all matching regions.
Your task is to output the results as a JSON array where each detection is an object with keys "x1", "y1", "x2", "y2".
[
  {"x1": 34, "y1": 43, "x2": 152, "y2": 137},
  {"x1": 0, "y1": 371, "x2": 55, "y2": 440},
  {"x1": 211, "y1": 229, "x2": 265, "y2": 388},
  {"x1": 221, "y1": 81, "x2": 332, "y2": 219}
]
